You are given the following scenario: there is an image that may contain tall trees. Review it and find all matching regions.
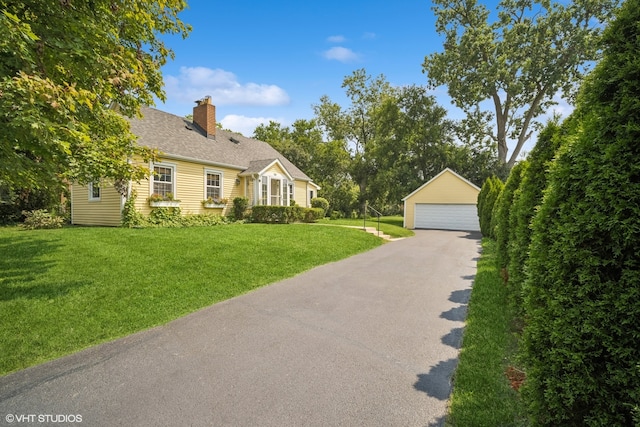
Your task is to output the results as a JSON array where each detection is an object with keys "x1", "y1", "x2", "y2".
[
  {"x1": 314, "y1": 69, "x2": 490, "y2": 211},
  {"x1": 422, "y1": 0, "x2": 619, "y2": 168},
  {"x1": 314, "y1": 69, "x2": 393, "y2": 211},
  {"x1": 253, "y1": 119, "x2": 355, "y2": 215},
  {"x1": 0, "y1": 1, "x2": 190, "y2": 195}
]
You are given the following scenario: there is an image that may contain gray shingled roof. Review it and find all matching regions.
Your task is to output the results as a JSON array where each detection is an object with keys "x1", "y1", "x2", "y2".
[{"x1": 128, "y1": 106, "x2": 311, "y2": 181}]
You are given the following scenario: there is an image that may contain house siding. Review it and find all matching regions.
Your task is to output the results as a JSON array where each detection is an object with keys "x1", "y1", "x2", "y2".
[
  {"x1": 71, "y1": 183, "x2": 122, "y2": 226},
  {"x1": 132, "y1": 157, "x2": 243, "y2": 216},
  {"x1": 403, "y1": 170, "x2": 479, "y2": 229},
  {"x1": 293, "y1": 181, "x2": 309, "y2": 207}
]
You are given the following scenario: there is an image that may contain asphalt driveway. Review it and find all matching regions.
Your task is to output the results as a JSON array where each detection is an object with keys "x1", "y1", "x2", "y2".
[{"x1": 0, "y1": 229, "x2": 480, "y2": 427}]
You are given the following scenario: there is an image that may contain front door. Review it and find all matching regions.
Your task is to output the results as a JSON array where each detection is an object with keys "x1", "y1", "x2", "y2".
[{"x1": 270, "y1": 178, "x2": 281, "y2": 206}]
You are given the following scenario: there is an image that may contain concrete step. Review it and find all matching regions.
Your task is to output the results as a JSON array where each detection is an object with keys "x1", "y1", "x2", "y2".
[{"x1": 362, "y1": 226, "x2": 394, "y2": 241}]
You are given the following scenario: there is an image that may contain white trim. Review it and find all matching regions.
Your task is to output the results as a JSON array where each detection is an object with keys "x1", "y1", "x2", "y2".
[
  {"x1": 203, "y1": 168, "x2": 224, "y2": 201},
  {"x1": 159, "y1": 153, "x2": 245, "y2": 172},
  {"x1": 241, "y1": 159, "x2": 295, "y2": 182},
  {"x1": 70, "y1": 184, "x2": 74, "y2": 225},
  {"x1": 149, "y1": 201, "x2": 180, "y2": 208},
  {"x1": 88, "y1": 182, "x2": 101, "y2": 202},
  {"x1": 288, "y1": 182, "x2": 294, "y2": 206},
  {"x1": 150, "y1": 161, "x2": 177, "y2": 199},
  {"x1": 402, "y1": 168, "x2": 480, "y2": 201}
]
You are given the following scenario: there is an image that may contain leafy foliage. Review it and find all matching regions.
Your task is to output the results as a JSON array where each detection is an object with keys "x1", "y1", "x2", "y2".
[
  {"x1": 0, "y1": 185, "x2": 66, "y2": 224},
  {"x1": 507, "y1": 120, "x2": 564, "y2": 307},
  {"x1": 314, "y1": 70, "x2": 502, "y2": 211},
  {"x1": 232, "y1": 197, "x2": 249, "y2": 221},
  {"x1": 522, "y1": 1, "x2": 640, "y2": 423},
  {"x1": 302, "y1": 208, "x2": 324, "y2": 223},
  {"x1": 20, "y1": 209, "x2": 63, "y2": 230},
  {"x1": 121, "y1": 191, "x2": 145, "y2": 228},
  {"x1": 423, "y1": 0, "x2": 619, "y2": 167},
  {"x1": 250, "y1": 206, "x2": 324, "y2": 224},
  {"x1": 0, "y1": 1, "x2": 190, "y2": 194},
  {"x1": 477, "y1": 176, "x2": 504, "y2": 238},
  {"x1": 493, "y1": 161, "x2": 528, "y2": 268},
  {"x1": 310, "y1": 197, "x2": 329, "y2": 216},
  {"x1": 147, "y1": 207, "x2": 183, "y2": 227}
]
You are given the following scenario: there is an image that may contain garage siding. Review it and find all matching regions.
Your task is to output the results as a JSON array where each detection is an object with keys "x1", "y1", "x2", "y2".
[{"x1": 414, "y1": 204, "x2": 480, "y2": 231}]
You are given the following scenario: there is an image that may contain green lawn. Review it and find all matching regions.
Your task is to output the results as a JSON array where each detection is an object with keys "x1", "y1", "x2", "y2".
[
  {"x1": 0, "y1": 224, "x2": 383, "y2": 376},
  {"x1": 317, "y1": 215, "x2": 414, "y2": 238},
  {"x1": 446, "y1": 238, "x2": 526, "y2": 426}
]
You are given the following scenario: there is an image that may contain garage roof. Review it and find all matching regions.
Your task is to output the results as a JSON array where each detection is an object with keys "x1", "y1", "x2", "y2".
[{"x1": 402, "y1": 168, "x2": 480, "y2": 201}]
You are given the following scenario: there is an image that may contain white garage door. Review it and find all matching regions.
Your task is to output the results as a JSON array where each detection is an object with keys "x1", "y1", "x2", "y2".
[{"x1": 414, "y1": 204, "x2": 480, "y2": 231}]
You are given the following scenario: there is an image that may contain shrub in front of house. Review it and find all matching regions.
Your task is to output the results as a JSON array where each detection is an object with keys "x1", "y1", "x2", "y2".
[
  {"x1": 147, "y1": 207, "x2": 183, "y2": 227},
  {"x1": 310, "y1": 197, "x2": 329, "y2": 217},
  {"x1": 250, "y1": 206, "x2": 304, "y2": 223},
  {"x1": 180, "y1": 213, "x2": 231, "y2": 227},
  {"x1": 232, "y1": 197, "x2": 249, "y2": 220}
]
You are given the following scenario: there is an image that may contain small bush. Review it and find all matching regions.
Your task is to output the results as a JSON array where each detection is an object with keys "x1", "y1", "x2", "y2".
[
  {"x1": 21, "y1": 210, "x2": 64, "y2": 230},
  {"x1": 180, "y1": 214, "x2": 230, "y2": 227},
  {"x1": 147, "y1": 207, "x2": 183, "y2": 227},
  {"x1": 302, "y1": 208, "x2": 324, "y2": 223},
  {"x1": 121, "y1": 192, "x2": 145, "y2": 228},
  {"x1": 310, "y1": 197, "x2": 329, "y2": 217},
  {"x1": 232, "y1": 197, "x2": 249, "y2": 220},
  {"x1": 330, "y1": 210, "x2": 343, "y2": 220}
]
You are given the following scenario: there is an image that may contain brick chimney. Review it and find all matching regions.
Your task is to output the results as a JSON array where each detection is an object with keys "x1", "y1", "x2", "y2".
[{"x1": 193, "y1": 96, "x2": 216, "y2": 138}]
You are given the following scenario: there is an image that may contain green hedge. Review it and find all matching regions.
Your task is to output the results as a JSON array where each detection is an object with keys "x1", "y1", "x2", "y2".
[
  {"x1": 493, "y1": 161, "x2": 528, "y2": 269},
  {"x1": 522, "y1": 1, "x2": 640, "y2": 424},
  {"x1": 250, "y1": 206, "x2": 324, "y2": 224},
  {"x1": 477, "y1": 176, "x2": 503, "y2": 238},
  {"x1": 507, "y1": 121, "x2": 564, "y2": 310}
]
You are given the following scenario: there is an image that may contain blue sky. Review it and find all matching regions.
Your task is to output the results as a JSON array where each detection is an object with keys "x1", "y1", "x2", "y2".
[
  {"x1": 157, "y1": 0, "x2": 570, "y2": 158},
  {"x1": 157, "y1": 0, "x2": 447, "y2": 136}
]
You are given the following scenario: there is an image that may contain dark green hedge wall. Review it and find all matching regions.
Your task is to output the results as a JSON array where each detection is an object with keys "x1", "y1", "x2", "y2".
[{"x1": 522, "y1": 1, "x2": 640, "y2": 424}]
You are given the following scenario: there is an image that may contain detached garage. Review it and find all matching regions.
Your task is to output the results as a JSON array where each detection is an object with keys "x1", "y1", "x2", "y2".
[{"x1": 403, "y1": 168, "x2": 480, "y2": 231}]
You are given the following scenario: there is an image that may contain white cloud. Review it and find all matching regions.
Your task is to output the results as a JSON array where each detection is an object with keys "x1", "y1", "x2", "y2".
[
  {"x1": 322, "y1": 46, "x2": 360, "y2": 63},
  {"x1": 164, "y1": 66, "x2": 290, "y2": 106},
  {"x1": 362, "y1": 32, "x2": 376, "y2": 40},
  {"x1": 550, "y1": 93, "x2": 574, "y2": 117},
  {"x1": 327, "y1": 35, "x2": 346, "y2": 43},
  {"x1": 220, "y1": 114, "x2": 287, "y2": 137}
]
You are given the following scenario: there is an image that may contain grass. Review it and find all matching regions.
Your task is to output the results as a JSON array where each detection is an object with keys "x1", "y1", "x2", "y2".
[
  {"x1": 0, "y1": 224, "x2": 383, "y2": 376},
  {"x1": 446, "y1": 238, "x2": 527, "y2": 426},
  {"x1": 317, "y1": 215, "x2": 415, "y2": 238}
]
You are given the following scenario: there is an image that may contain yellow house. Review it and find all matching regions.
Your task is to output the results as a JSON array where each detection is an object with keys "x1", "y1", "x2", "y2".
[
  {"x1": 70, "y1": 97, "x2": 320, "y2": 226},
  {"x1": 402, "y1": 168, "x2": 480, "y2": 231}
]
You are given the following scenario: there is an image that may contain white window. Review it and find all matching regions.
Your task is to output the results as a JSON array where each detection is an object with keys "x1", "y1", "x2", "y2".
[
  {"x1": 288, "y1": 183, "x2": 294, "y2": 205},
  {"x1": 261, "y1": 179, "x2": 268, "y2": 205},
  {"x1": 205, "y1": 170, "x2": 223, "y2": 201},
  {"x1": 88, "y1": 182, "x2": 101, "y2": 201},
  {"x1": 152, "y1": 164, "x2": 175, "y2": 198}
]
